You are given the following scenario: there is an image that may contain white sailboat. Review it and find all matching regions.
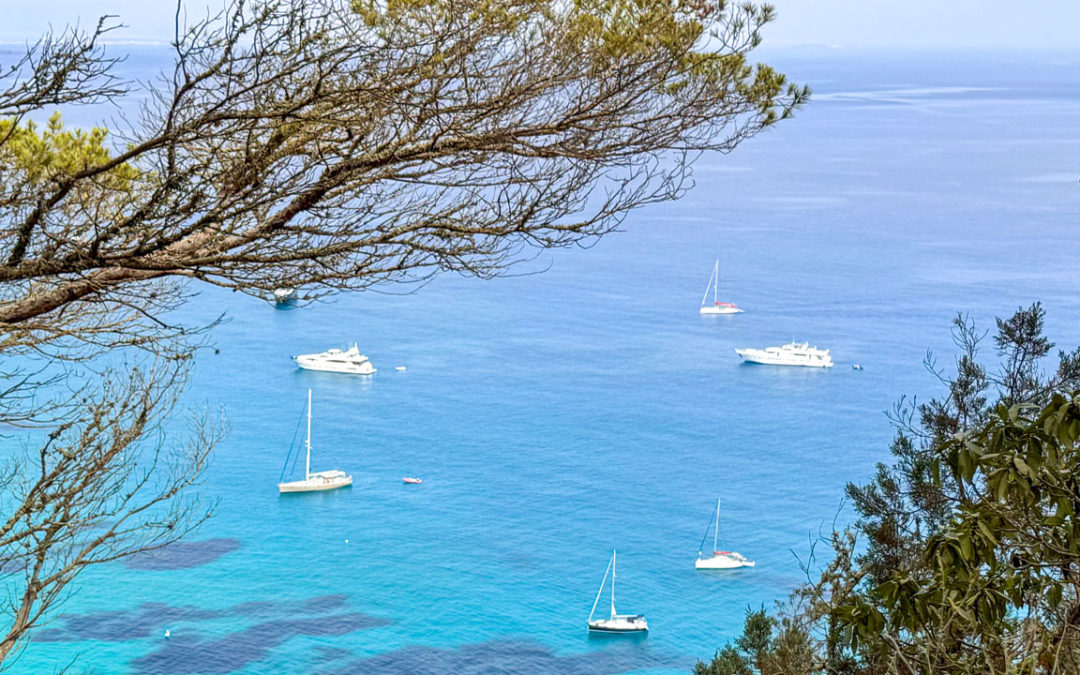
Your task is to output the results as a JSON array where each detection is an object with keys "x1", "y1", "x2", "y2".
[
  {"x1": 587, "y1": 550, "x2": 649, "y2": 634},
  {"x1": 278, "y1": 390, "x2": 353, "y2": 494},
  {"x1": 699, "y1": 260, "x2": 743, "y2": 315},
  {"x1": 695, "y1": 498, "x2": 754, "y2": 570}
]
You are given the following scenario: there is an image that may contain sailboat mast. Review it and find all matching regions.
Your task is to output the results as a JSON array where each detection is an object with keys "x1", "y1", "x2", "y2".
[
  {"x1": 714, "y1": 498, "x2": 721, "y2": 552},
  {"x1": 713, "y1": 260, "x2": 719, "y2": 304},
  {"x1": 305, "y1": 389, "x2": 312, "y2": 479},
  {"x1": 700, "y1": 271, "x2": 710, "y2": 307},
  {"x1": 610, "y1": 549, "x2": 617, "y2": 618}
]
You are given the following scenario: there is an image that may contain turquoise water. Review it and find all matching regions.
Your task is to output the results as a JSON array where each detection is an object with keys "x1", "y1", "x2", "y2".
[{"x1": 14, "y1": 49, "x2": 1080, "y2": 673}]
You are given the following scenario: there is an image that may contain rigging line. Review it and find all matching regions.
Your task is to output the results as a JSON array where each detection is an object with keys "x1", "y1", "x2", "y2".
[
  {"x1": 289, "y1": 403, "x2": 305, "y2": 477},
  {"x1": 588, "y1": 553, "x2": 613, "y2": 623},
  {"x1": 278, "y1": 400, "x2": 307, "y2": 482},
  {"x1": 698, "y1": 504, "x2": 715, "y2": 555}
]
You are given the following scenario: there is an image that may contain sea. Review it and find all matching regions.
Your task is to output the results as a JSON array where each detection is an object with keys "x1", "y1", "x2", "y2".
[{"x1": 10, "y1": 46, "x2": 1080, "y2": 673}]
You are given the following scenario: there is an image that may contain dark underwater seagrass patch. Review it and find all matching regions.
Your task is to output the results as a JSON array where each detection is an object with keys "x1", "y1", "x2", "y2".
[
  {"x1": 123, "y1": 538, "x2": 242, "y2": 571},
  {"x1": 130, "y1": 612, "x2": 391, "y2": 674},
  {"x1": 317, "y1": 639, "x2": 684, "y2": 675}
]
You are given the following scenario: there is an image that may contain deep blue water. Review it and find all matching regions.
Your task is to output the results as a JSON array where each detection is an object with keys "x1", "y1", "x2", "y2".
[{"x1": 12, "y1": 48, "x2": 1080, "y2": 673}]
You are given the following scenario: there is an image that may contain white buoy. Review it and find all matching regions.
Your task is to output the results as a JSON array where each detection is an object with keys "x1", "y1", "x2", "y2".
[
  {"x1": 344, "y1": 539, "x2": 349, "y2": 544},
  {"x1": 164, "y1": 629, "x2": 171, "y2": 639}
]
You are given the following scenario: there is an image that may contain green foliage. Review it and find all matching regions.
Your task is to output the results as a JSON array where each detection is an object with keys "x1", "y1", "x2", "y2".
[
  {"x1": 699, "y1": 304, "x2": 1080, "y2": 673},
  {"x1": 0, "y1": 112, "x2": 136, "y2": 187},
  {"x1": 695, "y1": 607, "x2": 816, "y2": 675},
  {"x1": 695, "y1": 645, "x2": 752, "y2": 675},
  {"x1": 832, "y1": 393, "x2": 1080, "y2": 672},
  {"x1": 0, "y1": 113, "x2": 141, "y2": 265},
  {"x1": 349, "y1": 0, "x2": 808, "y2": 125},
  {"x1": 846, "y1": 303, "x2": 1080, "y2": 587},
  {"x1": 833, "y1": 306, "x2": 1080, "y2": 672}
]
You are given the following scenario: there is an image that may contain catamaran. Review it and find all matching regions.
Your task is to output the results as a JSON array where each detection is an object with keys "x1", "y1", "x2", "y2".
[
  {"x1": 735, "y1": 341, "x2": 833, "y2": 368},
  {"x1": 587, "y1": 550, "x2": 649, "y2": 634},
  {"x1": 699, "y1": 260, "x2": 743, "y2": 315},
  {"x1": 695, "y1": 498, "x2": 754, "y2": 570},
  {"x1": 278, "y1": 390, "x2": 353, "y2": 493}
]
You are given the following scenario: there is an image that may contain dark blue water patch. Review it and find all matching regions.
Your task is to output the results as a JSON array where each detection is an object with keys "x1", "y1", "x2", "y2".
[
  {"x1": 302, "y1": 594, "x2": 349, "y2": 614},
  {"x1": 318, "y1": 640, "x2": 683, "y2": 674},
  {"x1": 36, "y1": 594, "x2": 361, "y2": 644},
  {"x1": 232, "y1": 594, "x2": 349, "y2": 618},
  {"x1": 130, "y1": 612, "x2": 391, "y2": 674},
  {"x1": 123, "y1": 538, "x2": 241, "y2": 571},
  {"x1": 35, "y1": 603, "x2": 225, "y2": 642},
  {"x1": 314, "y1": 645, "x2": 354, "y2": 664},
  {"x1": 229, "y1": 600, "x2": 277, "y2": 618}
]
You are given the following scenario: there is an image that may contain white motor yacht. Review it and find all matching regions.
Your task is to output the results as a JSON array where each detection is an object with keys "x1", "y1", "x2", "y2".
[
  {"x1": 278, "y1": 390, "x2": 353, "y2": 494},
  {"x1": 587, "y1": 550, "x2": 648, "y2": 634},
  {"x1": 294, "y1": 344, "x2": 376, "y2": 375},
  {"x1": 696, "y1": 498, "x2": 755, "y2": 570},
  {"x1": 735, "y1": 341, "x2": 833, "y2": 368}
]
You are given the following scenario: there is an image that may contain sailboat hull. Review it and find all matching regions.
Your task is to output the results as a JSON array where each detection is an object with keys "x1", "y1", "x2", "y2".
[
  {"x1": 588, "y1": 617, "x2": 649, "y2": 633},
  {"x1": 700, "y1": 305, "x2": 743, "y2": 315},
  {"x1": 695, "y1": 555, "x2": 755, "y2": 570},
  {"x1": 278, "y1": 475, "x2": 353, "y2": 493}
]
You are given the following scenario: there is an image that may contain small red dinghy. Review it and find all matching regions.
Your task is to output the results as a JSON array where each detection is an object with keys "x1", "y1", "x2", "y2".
[{"x1": 402, "y1": 477, "x2": 422, "y2": 484}]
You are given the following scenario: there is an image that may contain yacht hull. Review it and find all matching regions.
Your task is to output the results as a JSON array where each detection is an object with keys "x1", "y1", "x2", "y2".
[
  {"x1": 735, "y1": 349, "x2": 833, "y2": 368},
  {"x1": 294, "y1": 357, "x2": 375, "y2": 375}
]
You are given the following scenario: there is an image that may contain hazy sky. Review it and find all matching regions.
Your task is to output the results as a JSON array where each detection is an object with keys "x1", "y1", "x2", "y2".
[{"x1": 1, "y1": 0, "x2": 1078, "y2": 49}]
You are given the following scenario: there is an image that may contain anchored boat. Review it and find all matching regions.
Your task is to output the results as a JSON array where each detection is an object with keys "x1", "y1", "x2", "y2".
[
  {"x1": 587, "y1": 550, "x2": 648, "y2": 634},
  {"x1": 695, "y1": 498, "x2": 754, "y2": 570},
  {"x1": 699, "y1": 259, "x2": 743, "y2": 315},
  {"x1": 294, "y1": 344, "x2": 376, "y2": 375},
  {"x1": 278, "y1": 390, "x2": 353, "y2": 494},
  {"x1": 735, "y1": 341, "x2": 833, "y2": 368},
  {"x1": 273, "y1": 287, "x2": 297, "y2": 304}
]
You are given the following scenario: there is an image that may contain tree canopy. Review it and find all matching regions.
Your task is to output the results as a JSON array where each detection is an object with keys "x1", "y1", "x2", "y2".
[{"x1": 0, "y1": 0, "x2": 806, "y2": 337}]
